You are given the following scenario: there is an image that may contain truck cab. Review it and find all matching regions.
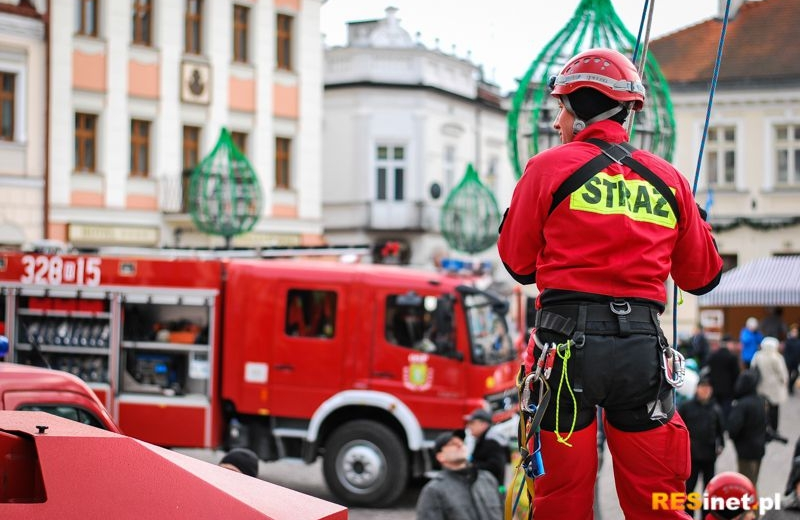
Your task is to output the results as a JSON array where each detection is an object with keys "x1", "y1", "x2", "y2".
[
  {"x1": 221, "y1": 260, "x2": 519, "y2": 506},
  {"x1": 0, "y1": 362, "x2": 119, "y2": 433}
]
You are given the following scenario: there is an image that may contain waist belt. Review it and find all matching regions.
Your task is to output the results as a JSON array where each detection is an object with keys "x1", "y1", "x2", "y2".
[{"x1": 535, "y1": 301, "x2": 660, "y2": 338}]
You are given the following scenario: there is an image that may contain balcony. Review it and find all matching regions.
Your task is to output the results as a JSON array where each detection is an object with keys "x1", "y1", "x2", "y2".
[
  {"x1": 160, "y1": 171, "x2": 192, "y2": 214},
  {"x1": 323, "y1": 200, "x2": 440, "y2": 232}
]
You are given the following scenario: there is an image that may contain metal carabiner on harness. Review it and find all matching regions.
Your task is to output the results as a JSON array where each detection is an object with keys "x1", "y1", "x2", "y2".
[{"x1": 662, "y1": 344, "x2": 686, "y2": 388}]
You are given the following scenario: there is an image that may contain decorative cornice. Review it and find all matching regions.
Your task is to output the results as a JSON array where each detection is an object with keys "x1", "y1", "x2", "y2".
[{"x1": 0, "y1": 11, "x2": 44, "y2": 40}]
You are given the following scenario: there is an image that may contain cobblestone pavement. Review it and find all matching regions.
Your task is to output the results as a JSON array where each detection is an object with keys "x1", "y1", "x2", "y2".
[{"x1": 179, "y1": 392, "x2": 800, "y2": 519}]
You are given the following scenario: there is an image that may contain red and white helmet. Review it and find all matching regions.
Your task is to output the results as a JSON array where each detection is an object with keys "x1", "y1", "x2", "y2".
[
  {"x1": 704, "y1": 471, "x2": 758, "y2": 520},
  {"x1": 550, "y1": 48, "x2": 645, "y2": 111}
]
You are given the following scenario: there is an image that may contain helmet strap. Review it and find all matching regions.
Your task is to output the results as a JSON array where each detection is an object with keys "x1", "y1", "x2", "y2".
[{"x1": 561, "y1": 95, "x2": 623, "y2": 135}]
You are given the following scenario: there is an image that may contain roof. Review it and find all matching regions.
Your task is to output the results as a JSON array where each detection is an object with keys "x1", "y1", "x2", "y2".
[
  {"x1": 699, "y1": 256, "x2": 800, "y2": 307},
  {"x1": 649, "y1": 0, "x2": 800, "y2": 87}
]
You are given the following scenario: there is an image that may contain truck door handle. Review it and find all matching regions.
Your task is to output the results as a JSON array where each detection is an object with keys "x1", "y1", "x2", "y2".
[
  {"x1": 275, "y1": 364, "x2": 294, "y2": 372},
  {"x1": 373, "y1": 371, "x2": 395, "y2": 379}
]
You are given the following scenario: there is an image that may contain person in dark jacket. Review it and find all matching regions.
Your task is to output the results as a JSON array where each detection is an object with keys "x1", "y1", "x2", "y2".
[
  {"x1": 785, "y1": 323, "x2": 800, "y2": 396},
  {"x1": 727, "y1": 370, "x2": 768, "y2": 486},
  {"x1": 465, "y1": 408, "x2": 508, "y2": 491},
  {"x1": 763, "y1": 456, "x2": 800, "y2": 519},
  {"x1": 679, "y1": 375, "x2": 725, "y2": 518},
  {"x1": 707, "y1": 335, "x2": 740, "y2": 421},
  {"x1": 416, "y1": 430, "x2": 503, "y2": 520}
]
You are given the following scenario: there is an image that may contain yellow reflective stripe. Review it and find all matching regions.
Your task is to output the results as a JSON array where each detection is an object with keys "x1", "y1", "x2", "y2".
[{"x1": 569, "y1": 171, "x2": 678, "y2": 228}]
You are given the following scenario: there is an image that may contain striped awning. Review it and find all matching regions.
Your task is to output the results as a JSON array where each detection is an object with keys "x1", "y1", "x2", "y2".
[{"x1": 699, "y1": 256, "x2": 800, "y2": 307}]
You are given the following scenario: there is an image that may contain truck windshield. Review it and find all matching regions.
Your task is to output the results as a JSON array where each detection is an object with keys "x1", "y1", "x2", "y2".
[{"x1": 462, "y1": 293, "x2": 516, "y2": 366}]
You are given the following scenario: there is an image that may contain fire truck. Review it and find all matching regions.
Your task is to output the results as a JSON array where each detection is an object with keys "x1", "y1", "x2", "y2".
[{"x1": 0, "y1": 250, "x2": 519, "y2": 506}]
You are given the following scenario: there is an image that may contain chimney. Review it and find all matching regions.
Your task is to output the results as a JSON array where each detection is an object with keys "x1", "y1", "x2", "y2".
[{"x1": 719, "y1": 0, "x2": 747, "y2": 19}]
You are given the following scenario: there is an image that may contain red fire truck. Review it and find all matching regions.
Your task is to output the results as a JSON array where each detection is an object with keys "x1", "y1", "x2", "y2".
[{"x1": 0, "y1": 250, "x2": 519, "y2": 506}]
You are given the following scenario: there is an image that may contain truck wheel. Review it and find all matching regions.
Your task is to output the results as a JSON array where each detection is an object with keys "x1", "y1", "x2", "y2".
[{"x1": 322, "y1": 420, "x2": 408, "y2": 507}]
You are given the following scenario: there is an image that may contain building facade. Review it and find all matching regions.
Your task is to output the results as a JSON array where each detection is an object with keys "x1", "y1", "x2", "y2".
[
  {"x1": 0, "y1": 0, "x2": 46, "y2": 247},
  {"x1": 322, "y1": 8, "x2": 514, "y2": 267},
  {"x1": 48, "y1": 0, "x2": 324, "y2": 250},
  {"x1": 651, "y1": 0, "x2": 800, "y2": 333}
]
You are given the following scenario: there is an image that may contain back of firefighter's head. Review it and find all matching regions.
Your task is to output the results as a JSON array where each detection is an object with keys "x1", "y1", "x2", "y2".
[
  {"x1": 550, "y1": 48, "x2": 646, "y2": 138},
  {"x1": 704, "y1": 471, "x2": 758, "y2": 520}
]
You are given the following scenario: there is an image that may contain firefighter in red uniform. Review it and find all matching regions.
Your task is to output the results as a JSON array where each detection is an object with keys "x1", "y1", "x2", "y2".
[{"x1": 498, "y1": 48, "x2": 723, "y2": 519}]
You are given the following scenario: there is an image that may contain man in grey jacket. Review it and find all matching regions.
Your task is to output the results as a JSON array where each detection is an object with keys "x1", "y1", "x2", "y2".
[{"x1": 416, "y1": 430, "x2": 503, "y2": 520}]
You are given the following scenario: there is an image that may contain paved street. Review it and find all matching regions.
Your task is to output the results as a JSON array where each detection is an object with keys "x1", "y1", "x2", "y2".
[{"x1": 179, "y1": 392, "x2": 800, "y2": 519}]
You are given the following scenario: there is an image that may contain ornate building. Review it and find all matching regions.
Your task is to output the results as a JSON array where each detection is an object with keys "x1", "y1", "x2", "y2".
[
  {"x1": 46, "y1": 0, "x2": 325, "y2": 250},
  {"x1": 321, "y1": 7, "x2": 514, "y2": 266}
]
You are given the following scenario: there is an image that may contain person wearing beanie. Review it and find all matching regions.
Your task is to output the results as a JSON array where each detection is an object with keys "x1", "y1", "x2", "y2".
[
  {"x1": 464, "y1": 408, "x2": 509, "y2": 490},
  {"x1": 498, "y1": 47, "x2": 722, "y2": 519},
  {"x1": 219, "y1": 448, "x2": 260, "y2": 478},
  {"x1": 678, "y1": 375, "x2": 725, "y2": 519},
  {"x1": 416, "y1": 429, "x2": 503, "y2": 520}
]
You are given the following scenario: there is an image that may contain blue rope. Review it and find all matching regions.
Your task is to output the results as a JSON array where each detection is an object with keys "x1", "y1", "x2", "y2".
[
  {"x1": 671, "y1": 0, "x2": 733, "y2": 347},
  {"x1": 631, "y1": 0, "x2": 650, "y2": 63}
]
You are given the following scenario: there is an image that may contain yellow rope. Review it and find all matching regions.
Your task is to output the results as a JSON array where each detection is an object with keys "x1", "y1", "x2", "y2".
[{"x1": 554, "y1": 340, "x2": 578, "y2": 447}]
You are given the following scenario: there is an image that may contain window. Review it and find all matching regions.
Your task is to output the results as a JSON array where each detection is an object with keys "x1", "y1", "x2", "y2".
[
  {"x1": 275, "y1": 137, "x2": 291, "y2": 189},
  {"x1": 75, "y1": 113, "x2": 97, "y2": 172},
  {"x1": 0, "y1": 72, "x2": 14, "y2": 141},
  {"x1": 443, "y1": 145, "x2": 455, "y2": 193},
  {"x1": 183, "y1": 125, "x2": 201, "y2": 171},
  {"x1": 485, "y1": 155, "x2": 499, "y2": 192},
  {"x1": 17, "y1": 404, "x2": 105, "y2": 429},
  {"x1": 132, "y1": 0, "x2": 152, "y2": 46},
  {"x1": 384, "y1": 294, "x2": 456, "y2": 358},
  {"x1": 185, "y1": 0, "x2": 203, "y2": 54},
  {"x1": 231, "y1": 131, "x2": 247, "y2": 156},
  {"x1": 233, "y1": 5, "x2": 249, "y2": 63},
  {"x1": 276, "y1": 14, "x2": 293, "y2": 70},
  {"x1": 704, "y1": 126, "x2": 736, "y2": 188},
  {"x1": 76, "y1": 0, "x2": 99, "y2": 37},
  {"x1": 130, "y1": 119, "x2": 150, "y2": 177},
  {"x1": 182, "y1": 126, "x2": 201, "y2": 211},
  {"x1": 285, "y1": 289, "x2": 337, "y2": 338},
  {"x1": 775, "y1": 124, "x2": 800, "y2": 187},
  {"x1": 376, "y1": 145, "x2": 406, "y2": 201}
]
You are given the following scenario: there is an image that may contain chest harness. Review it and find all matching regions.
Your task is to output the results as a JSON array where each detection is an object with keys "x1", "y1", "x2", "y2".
[{"x1": 508, "y1": 139, "x2": 688, "y2": 518}]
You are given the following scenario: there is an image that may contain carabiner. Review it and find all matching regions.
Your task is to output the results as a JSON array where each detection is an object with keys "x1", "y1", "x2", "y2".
[{"x1": 663, "y1": 347, "x2": 686, "y2": 388}]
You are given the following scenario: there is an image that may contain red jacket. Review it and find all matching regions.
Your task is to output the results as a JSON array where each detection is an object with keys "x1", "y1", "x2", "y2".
[{"x1": 498, "y1": 120, "x2": 722, "y2": 306}]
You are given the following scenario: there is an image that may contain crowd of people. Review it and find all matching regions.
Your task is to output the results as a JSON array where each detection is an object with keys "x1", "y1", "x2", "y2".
[{"x1": 674, "y1": 311, "x2": 799, "y2": 519}]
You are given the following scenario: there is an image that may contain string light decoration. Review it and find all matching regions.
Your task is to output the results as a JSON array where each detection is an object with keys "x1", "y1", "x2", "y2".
[
  {"x1": 508, "y1": 0, "x2": 675, "y2": 178},
  {"x1": 188, "y1": 128, "x2": 263, "y2": 246},
  {"x1": 440, "y1": 163, "x2": 502, "y2": 254}
]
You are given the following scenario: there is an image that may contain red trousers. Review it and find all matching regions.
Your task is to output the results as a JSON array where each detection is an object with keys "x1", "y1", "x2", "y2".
[{"x1": 532, "y1": 411, "x2": 693, "y2": 519}]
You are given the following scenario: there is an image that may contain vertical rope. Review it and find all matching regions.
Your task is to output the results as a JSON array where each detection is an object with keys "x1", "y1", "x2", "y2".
[
  {"x1": 627, "y1": 0, "x2": 655, "y2": 136},
  {"x1": 672, "y1": 0, "x2": 733, "y2": 347}
]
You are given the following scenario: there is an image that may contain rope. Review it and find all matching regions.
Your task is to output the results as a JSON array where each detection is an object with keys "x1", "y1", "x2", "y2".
[
  {"x1": 671, "y1": 0, "x2": 733, "y2": 348},
  {"x1": 554, "y1": 341, "x2": 578, "y2": 447},
  {"x1": 631, "y1": 0, "x2": 650, "y2": 64},
  {"x1": 626, "y1": 0, "x2": 655, "y2": 136}
]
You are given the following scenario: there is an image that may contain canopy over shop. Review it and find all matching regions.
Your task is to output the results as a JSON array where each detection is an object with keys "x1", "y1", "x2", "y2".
[{"x1": 698, "y1": 256, "x2": 800, "y2": 340}]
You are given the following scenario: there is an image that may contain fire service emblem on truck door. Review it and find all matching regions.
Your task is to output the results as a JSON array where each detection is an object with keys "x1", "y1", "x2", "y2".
[{"x1": 403, "y1": 353, "x2": 433, "y2": 391}]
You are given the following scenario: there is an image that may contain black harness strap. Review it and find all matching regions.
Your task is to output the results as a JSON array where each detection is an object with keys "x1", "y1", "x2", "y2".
[
  {"x1": 548, "y1": 153, "x2": 614, "y2": 215},
  {"x1": 547, "y1": 139, "x2": 681, "y2": 224}
]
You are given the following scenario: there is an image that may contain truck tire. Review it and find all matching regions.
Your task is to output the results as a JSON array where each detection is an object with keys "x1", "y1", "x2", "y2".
[{"x1": 322, "y1": 420, "x2": 408, "y2": 507}]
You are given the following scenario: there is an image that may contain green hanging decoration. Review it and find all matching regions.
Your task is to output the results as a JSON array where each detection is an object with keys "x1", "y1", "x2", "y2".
[
  {"x1": 440, "y1": 163, "x2": 502, "y2": 254},
  {"x1": 508, "y1": 0, "x2": 675, "y2": 178},
  {"x1": 189, "y1": 128, "x2": 263, "y2": 246}
]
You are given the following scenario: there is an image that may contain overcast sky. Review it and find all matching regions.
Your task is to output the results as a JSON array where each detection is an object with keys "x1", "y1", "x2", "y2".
[{"x1": 321, "y1": 0, "x2": 723, "y2": 93}]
